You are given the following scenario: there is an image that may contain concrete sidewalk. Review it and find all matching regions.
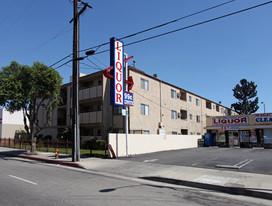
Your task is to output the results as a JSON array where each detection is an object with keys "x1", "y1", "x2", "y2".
[{"x1": 1, "y1": 147, "x2": 272, "y2": 200}]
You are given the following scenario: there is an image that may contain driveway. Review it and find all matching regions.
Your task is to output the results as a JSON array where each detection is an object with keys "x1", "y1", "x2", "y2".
[{"x1": 124, "y1": 147, "x2": 272, "y2": 175}]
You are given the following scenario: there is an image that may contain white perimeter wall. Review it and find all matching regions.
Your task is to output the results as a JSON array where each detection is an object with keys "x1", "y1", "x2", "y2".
[
  {"x1": 1, "y1": 109, "x2": 24, "y2": 125},
  {"x1": 108, "y1": 134, "x2": 200, "y2": 157},
  {"x1": 0, "y1": 109, "x2": 25, "y2": 138}
]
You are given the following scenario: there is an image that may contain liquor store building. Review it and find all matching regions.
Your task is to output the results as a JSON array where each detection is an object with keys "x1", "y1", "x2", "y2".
[{"x1": 205, "y1": 113, "x2": 272, "y2": 148}]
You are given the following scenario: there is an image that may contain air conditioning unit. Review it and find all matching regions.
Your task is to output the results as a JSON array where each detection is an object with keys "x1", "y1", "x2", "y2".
[
  {"x1": 177, "y1": 93, "x2": 181, "y2": 98},
  {"x1": 178, "y1": 113, "x2": 181, "y2": 119}
]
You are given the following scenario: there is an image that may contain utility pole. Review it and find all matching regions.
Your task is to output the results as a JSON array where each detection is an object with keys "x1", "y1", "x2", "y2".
[
  {"x1": 72, "y1": 0, "x2": 80, "y2": 162},
  {"x1": 71, "y1": 0, "x2": 92, "y2": 162}
]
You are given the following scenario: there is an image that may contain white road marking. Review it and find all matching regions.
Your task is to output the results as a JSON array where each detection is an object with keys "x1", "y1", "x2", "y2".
[
  {"x1": 143, "y1": 159, "x2": 158, "y2": 163},
  {"x1": 192, "y1": 163, "x2": 198, "y2": 166},
  {"x1": 234, "y1": 159, "x2": 250, "y2": 166},
  {"x1": 235, "y1": 159, "x2": 254, "y2": 168},
  {"x1": 9, "y1": 175, "x2": 37, "y2": 185},
  {"x1": 216, "y1": 159, "x2": 254, "y2": 169}
]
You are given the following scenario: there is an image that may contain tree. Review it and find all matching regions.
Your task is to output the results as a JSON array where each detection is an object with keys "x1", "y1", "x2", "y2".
[
  {"x1": 231, "y1": 78, "x2": 259, "y2": 115},
  {"x1": 0, "y1": 61, "x2": 63, "y2": 154}
]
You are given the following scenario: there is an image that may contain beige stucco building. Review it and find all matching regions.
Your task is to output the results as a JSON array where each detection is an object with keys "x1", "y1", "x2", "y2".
[{"x1": 38, "y1": 67, "x2": 235, "y2": 140}]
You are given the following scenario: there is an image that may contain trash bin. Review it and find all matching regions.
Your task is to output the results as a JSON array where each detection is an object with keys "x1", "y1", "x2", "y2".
[{"x1": 204, "y1": 133, "x2": 212, "y2": 147}]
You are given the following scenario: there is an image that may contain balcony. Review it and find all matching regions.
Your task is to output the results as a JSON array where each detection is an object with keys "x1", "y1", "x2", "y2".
[
  {"x1": 80, "y1": 111, "x2": 102, "y2": 124},
  {"x1": 79, "y1": 85, "x2": 102, "y2": 101}
]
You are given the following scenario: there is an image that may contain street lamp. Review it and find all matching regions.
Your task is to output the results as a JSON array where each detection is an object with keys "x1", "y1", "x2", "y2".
[{"x1": 261, "y1": 102, "x2": 266, "y2": 113}]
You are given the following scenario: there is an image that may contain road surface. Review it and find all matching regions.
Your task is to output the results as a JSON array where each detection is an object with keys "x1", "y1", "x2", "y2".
[{"x1": 0, "y1": 154, "x2": 270, "y2": 206}]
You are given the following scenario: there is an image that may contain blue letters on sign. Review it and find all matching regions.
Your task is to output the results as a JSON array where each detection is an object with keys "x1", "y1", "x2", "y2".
[{"x1": 256, "y1": 117, "x2": 272, "y2": 123}]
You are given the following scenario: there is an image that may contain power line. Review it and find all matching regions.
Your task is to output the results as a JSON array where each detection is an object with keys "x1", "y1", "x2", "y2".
[
  {"x1": 54, "y1": 59, "x2": 72, "y2": 70},
  {"x1": 49, "y1": 0, "x2": 235, "y2": 68},
  {"x1": 49, "y1": 54, "x2": 72, "y2": 68},
  {"x1": 79, "y1": 0, "x2": 236, "y2": 53},
  {"x1": 86, "y1": 57, "x2": 103, "y2": 70},
  {"x1": 80, "y1": 62, "x2": 101, "y2": 71},
  {"x1": 0, "y1": 0, "x2": 35, "y2": 40},
  {"x1": 13, "y1": 25, "x2": 72, "y2": 60},
  {"x1": 51, "y1": 1, "x2": 272, "y2": 69},
  {"x1": 92, "y1": 1, "x2": 272, "y2": 56}
]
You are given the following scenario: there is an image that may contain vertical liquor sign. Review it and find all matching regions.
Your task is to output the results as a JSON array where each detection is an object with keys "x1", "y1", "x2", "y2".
[{"x1": 110, "y1": 37, "x2": 124, "y2": 106}]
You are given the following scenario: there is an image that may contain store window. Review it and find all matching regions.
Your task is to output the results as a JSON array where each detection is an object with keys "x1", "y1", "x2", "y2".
[
  {"x1": 264, "y1": 129, "x2": 272, "y2": 144},
  {"x1": 217, "y1": 131, "x2": 226, "y2": 142},
  {"x1": 240, "y1": 131, "x2": 250, "y2": 143}
]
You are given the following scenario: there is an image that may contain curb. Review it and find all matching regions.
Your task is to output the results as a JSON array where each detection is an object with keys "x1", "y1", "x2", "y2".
[
  {"x1": 141, "y1": 176, "x2": 272, "y2": 200},
  {"x1": 17, "y1": 155, "x2": 85, "y2": 169}
]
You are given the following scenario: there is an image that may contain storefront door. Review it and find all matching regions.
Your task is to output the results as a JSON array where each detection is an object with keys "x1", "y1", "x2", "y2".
[{"x1": 228, "y1": 131, "x2": 239, "y2": 147}]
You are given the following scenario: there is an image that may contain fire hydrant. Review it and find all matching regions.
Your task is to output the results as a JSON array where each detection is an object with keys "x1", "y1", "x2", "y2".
[{"x1": 55, "y1": 149, "x2": 59, "y2": 159}]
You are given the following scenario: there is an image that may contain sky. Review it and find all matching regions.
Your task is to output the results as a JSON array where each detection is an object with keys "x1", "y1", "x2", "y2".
[{"x1": 0, "y1": 0, "x2": 271, "y2": 113}]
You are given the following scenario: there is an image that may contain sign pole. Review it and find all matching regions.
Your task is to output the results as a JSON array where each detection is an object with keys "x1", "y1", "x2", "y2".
[{"x1": 124, "y1": 53, "x2": 129, "y2": 157}]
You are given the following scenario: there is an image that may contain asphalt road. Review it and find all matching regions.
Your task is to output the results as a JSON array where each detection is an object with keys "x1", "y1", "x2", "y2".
[
  {"x1": 124, "y1": 147, "x2": 272, "y2": 175},
  {"x1": 1, "y1": 154, "x2": 271, "y2": 206}
]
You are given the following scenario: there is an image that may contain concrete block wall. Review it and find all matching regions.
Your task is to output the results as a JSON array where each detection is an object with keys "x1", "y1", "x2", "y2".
[{"x1": 108, "y1": 133, "x2": 200, "y2": 157}]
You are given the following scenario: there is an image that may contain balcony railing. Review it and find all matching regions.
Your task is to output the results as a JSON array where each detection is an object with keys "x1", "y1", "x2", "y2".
[
  {"x1": 79, "y1": 85, "x2": 102, "y2": 101},
  {"x1": 80, "y1": 111, "x2": 102, "y2": 124}
]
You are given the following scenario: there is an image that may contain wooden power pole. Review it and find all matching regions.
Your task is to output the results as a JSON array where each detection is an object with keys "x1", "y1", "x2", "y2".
[{"x1": 72, "y1": 0, "x2": 80, "y2": 162}]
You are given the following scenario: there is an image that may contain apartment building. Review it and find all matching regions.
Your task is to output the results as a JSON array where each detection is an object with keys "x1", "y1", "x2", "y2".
[{"x1": 38, "y1": 67, "x2": 236, "y2": 140}]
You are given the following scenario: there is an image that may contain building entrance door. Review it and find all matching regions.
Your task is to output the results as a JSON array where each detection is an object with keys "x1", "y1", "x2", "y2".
[{"x1": 227, "y1": 131, "x2": 239, "y2": 147}]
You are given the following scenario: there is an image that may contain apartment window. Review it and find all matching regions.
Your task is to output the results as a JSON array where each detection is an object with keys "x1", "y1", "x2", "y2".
[
  {"x1": 172, "y1": 131, "x2": 178, "y2": 135},
  {"x1": 216, "y1": 104, "x2": 220, "y2": 112},
  {"x1": 171, "y1": 89, "x2": 176, "y2": 99},
  {"x1": 196, "y1": 98, "x2": 200, "y2": 106},
  {"x1": 189, "y1": 114, "x2": 193, "y2": 120},
  {"x1": 181, "y1": 129, "x2": 188, "y2": 135},
  {"x1": 180, "y1": 109, "x2": 187, "y2": 120},
  {"x1": 141, "y1": 104, "x2": 149, "y2": 115},
  {"x1": 206, "y1": 101, "x2": 212, "y2": 109},
  {"x1": 196, "y1": 115, "x2": 201, "y2": 123},
  {"x1": 221, "y1": 108, "x2": 224, "y2": 114},
  {"x1": 113, "y1": 106, "x2": 123, "y2": 115},
  {"x1": 171, "y1": 110, "x2": 177, "y2": 119},
  {"x1": 141, "y1": 78, "x2": 149, "y2": 90},
  {"x1": 97, "y1": 79, "x2": 102, "y2": 86},
  {"x1": 189, "y1": 96, "x2": 192, "y2": 102},
  {"x1": 97, "y1": 104, "x2": 102, "y2": 111}
]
